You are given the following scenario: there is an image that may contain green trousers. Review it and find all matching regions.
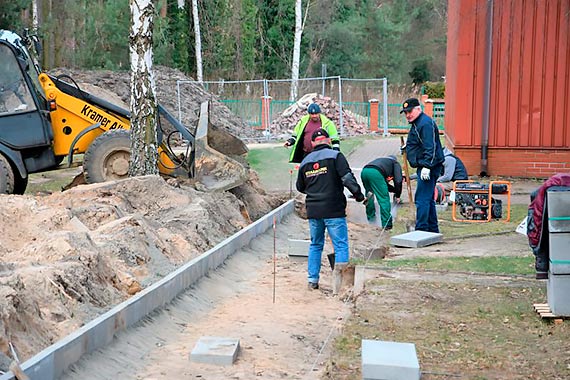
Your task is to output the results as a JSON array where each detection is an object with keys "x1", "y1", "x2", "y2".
[{"x1": 361, "y1": 167, "x2": 392, "y2": 228}]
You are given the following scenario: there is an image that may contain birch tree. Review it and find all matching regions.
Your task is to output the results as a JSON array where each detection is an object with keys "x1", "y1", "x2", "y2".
[
  {"x1": 128, "y1": 0, "x2": 159, "y2": 177},
  {"x1": 290, "y1": 0, "x2": 302, "y2": 101},
  {"x1": 191, "y1": 0, "x2": 203, "y2": 82}
]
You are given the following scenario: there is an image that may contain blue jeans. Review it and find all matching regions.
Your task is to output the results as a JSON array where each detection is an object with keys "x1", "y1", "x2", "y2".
[
  {"x1": 415, "y1": 164, "x2": 442, "y2": 233},
  {"x1": 307, "y1": 217, "x2": 349, "y2": 284}
]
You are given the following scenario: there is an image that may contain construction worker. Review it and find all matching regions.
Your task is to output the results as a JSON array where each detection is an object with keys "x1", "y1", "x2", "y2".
[
  {"x1": 284, "y1": 103, "x2": 340, "y2": 163},
  {"x1": 437, "y1": 147, "x2": 468, "y2": 192},
  {"x1": 361, "y1": 155, "x2": 402, "y2": 230},
  {"x1": 296, "y1": 128, "x2": 364, "y2": 294},
  {"x1": 401, "y1": 97, "x2": 444, "y2": 233}
]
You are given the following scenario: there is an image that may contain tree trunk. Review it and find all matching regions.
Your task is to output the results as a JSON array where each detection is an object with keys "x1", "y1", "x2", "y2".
[
  {"x1": 191, "y1": 0, "x2": 203, "y2": 82},
  {"x1": 129, "y1": 0, "x2": 159, "y2": 177},
  {"x1": 32, "y1": 0, "x2": 39, "y2": 31},
  {"x1": 290, "y1": 0, "x2": 302, "y2": 101}
]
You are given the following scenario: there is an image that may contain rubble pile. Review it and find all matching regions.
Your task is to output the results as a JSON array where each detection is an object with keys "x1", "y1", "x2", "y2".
[{"x1": 269, "y1": 93, "x2": 368, "y2": 137}]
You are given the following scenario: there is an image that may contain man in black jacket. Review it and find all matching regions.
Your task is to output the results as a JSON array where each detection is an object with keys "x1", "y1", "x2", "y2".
[
  {"x1": 296, "y1": 129, "x2": 365, "y2": 294},
  {"x1": 401, "y1": 98, "x2": 444, "y2": 233},
  {"x1": 361, "y1": 155, "x2": 403, "y2": 230}
]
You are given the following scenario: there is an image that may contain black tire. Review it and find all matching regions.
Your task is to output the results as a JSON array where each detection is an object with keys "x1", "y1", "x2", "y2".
[
  {"x1": 0, "y1": 154, "x2": 14, "y2": 194},
  {"x1": 12, "y1": 171, "x2": 28, "y2": 195},
  {"x1": 84, "y1": 130, "x2": 131, "y2": 184}
]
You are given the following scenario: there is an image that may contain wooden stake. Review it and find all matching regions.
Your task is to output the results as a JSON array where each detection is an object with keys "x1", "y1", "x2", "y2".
[{"x1": 400, "y1": 136, "x2": 414, "y2": 207}]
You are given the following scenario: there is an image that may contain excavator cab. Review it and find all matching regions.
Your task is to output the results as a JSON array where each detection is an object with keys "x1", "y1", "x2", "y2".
[{"x1": 0, "y1": 30, "x2": 58, "y2": 193}]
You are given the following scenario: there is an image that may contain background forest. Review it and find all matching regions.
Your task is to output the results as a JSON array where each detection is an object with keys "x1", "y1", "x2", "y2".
[{"x1": 1, "y1": 0, "x2": 447, "y2": 84}]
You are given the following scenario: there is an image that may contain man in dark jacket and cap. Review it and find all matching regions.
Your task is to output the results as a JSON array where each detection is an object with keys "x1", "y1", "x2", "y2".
[
  {"x1": 296, "y1": 128, "x2": 364, "y2": 294},
  {"x1": 401, "y1": 98, "x2": 444, "y2": 233},
  {"x1": 361, "y1": 155, "x2": 403, "y2": 230}
]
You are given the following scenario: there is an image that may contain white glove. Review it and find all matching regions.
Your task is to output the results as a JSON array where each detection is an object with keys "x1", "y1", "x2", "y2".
[{"x1": 420, "y1": 167, "x2": 431, "y2": 181}]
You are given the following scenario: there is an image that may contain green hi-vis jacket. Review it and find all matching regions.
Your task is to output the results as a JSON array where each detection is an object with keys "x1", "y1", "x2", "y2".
[{"x1": 287, "y1": 114, "x2": 340, "y2": 163}]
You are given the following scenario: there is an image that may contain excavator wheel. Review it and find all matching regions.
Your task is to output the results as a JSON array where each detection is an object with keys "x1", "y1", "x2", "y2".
[
  {"x1": 0, "y1": 154, "x2": 15, "y2": 194},
  {"x1": 12, "y1": 170, "x2": 28, "y2": 195},
  {"x1": 84, "y1": 129, "x2": 131, "y2": 184}
]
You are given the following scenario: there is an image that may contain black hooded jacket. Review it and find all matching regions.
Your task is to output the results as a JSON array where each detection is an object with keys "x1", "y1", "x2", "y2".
[{"x1": 296, "y1": 144, "x2": 363, "y2": 219}]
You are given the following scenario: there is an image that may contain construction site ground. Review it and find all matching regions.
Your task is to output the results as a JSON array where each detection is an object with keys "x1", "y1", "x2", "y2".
[{"x1": 2, "y1": 136, "x2": 568, "y2": 380}]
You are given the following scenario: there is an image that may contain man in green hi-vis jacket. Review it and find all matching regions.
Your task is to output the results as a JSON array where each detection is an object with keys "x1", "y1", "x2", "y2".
[{"x1": 284, "y1": 103, "x2": 340, "y2": 163}]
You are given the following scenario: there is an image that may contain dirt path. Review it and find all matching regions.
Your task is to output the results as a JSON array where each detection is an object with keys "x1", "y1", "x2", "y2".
[{"x1": 60, "y1": 214, "x2": 351, "y2": 380}]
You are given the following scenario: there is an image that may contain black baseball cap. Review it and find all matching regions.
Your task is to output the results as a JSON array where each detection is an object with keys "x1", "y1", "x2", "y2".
[
  {"x1": 311, "y1": 128, "x2": 330, "y2": 141},
  {"x1": 400, "y1": 98, "x2": 420, "y2": 113}
]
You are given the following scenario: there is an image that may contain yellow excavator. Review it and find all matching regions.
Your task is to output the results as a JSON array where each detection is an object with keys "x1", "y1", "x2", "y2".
[{"x1": 0, "y1": 29, "x2": 248, "y2": 194}]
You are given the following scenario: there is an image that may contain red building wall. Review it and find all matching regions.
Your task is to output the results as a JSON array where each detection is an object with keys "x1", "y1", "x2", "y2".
[{"x1": 445, "y1": 0, "x2": 570, "y2": 178}]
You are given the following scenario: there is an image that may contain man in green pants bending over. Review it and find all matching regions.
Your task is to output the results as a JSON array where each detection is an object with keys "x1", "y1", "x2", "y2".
[{"x1": 361, "y1": 155, "x2": 403, "y2": 230}]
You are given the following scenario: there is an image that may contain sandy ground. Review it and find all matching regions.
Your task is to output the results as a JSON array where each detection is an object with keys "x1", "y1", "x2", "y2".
[{"x1": 60, "y1": 214, "x2": 352, "y2": 380}]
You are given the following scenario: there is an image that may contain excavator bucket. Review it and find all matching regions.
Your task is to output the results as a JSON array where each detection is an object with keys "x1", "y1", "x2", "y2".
[{"x1": 192, "y1": 102, "x2": 249, "y2": 192}]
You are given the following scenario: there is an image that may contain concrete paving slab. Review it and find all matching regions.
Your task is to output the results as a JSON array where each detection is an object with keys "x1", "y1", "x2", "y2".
[
  {"x1": 190, "y1": 336, "x2": 240, "y2": 366},
  {"x1": 390, "y1": 230, "x2": 443, "y2": 248},
  {"x1": 288, "y1": 238, "x2": 310, "y2": 257},
  {"x1": 362, "y1": 339, "x2": 420, "y2": 380}
]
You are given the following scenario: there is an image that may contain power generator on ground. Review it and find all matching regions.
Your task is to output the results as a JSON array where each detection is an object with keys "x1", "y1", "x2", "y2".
[{"x1": 451, "y1": 180, "x2": 511, "y2": 222}]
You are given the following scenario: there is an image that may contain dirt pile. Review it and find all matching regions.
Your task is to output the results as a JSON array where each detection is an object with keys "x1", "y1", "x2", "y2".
[
  {"x1": 270, "y1": 93, "x2": 368, "y2": 137},
  {"x1": 50, "y1": 66, "x2": 256, "y2": 139},
  {"x1": 0, "y1": 175, "x2": 283, "y2": 368}
]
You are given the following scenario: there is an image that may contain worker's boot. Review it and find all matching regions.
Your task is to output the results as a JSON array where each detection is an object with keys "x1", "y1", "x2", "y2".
[{"x1": 332, "y1": 263, "x2": 348, "y2": 296}]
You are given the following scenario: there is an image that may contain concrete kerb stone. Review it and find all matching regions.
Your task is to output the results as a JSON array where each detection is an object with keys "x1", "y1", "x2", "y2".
[
  {"x1": 190, "y1": 337, "x2": 240, "y2": 366},
  {"x1": 0, "y1": 199, "x2": 295, "y2": 380}
]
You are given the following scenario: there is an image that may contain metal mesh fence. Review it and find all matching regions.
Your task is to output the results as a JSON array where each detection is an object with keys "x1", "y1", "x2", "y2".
[{"x1": 176, "y1": 77, "x2": 442, "y2": 140}]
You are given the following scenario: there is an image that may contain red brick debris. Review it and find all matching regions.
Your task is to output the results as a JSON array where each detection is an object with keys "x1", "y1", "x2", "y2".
[{"x1": 270, "y1": 94, "x2": 368, "y2": 136}]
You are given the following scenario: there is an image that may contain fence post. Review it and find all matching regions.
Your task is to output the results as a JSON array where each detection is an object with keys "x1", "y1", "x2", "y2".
[
  {"x1": 421, "y1": 94, "x2": 434, "y2": 118},
  {"x1": 369, "y1": 99, "x2": 379, "y2": 132},
  {"x1": 338, "y1": 76, "x2": 344, "y2": 136},
  {"x1": 382, "y1": 78, "x2": 389, "y2": 136},
  {"x1": 261, "y1": 96, "x2": 272, "y2": 134}
]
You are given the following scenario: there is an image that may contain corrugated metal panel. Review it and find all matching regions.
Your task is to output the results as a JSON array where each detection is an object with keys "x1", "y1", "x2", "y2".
[{"x1": 446, "y1": 0, "x2": 570, "y2": 152}]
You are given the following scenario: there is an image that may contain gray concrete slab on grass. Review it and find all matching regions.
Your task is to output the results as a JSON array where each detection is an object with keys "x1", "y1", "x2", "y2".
[
  {"x1": 390, "y1": 230, "x2": 443, "y2": 248},
  {"x1": 361, "y1": 339, "x2": 420, "y2": 380},
  {"x1": 190, "y1": 337, "x2": 240, "y2": 366}
]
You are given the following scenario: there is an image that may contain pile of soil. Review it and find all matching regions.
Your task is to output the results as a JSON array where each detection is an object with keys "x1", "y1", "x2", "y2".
[
  {"x1": 50, "y1": 66, "x2": 256, "y2": 140},
  {"x1": 0, "y1": 175, "x2": 283, "y2": 368},
  {"x1": 270, "y1": 93, "x2": 368, "y2": 137}
]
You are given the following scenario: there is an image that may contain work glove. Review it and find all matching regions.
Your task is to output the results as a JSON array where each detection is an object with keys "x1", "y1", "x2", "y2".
[
  {"x1": 420, "y1": 167, "x2": 431, "y2": 181},
  {"x1": 399, "y1": 144, "x2": 406, "y2": 155},
  {"x1": 363, "y1": 191, "x2": 373, "y2": 206},
  {"x1": 354, "y1": 192, "x2": 365, "y2": 202}
]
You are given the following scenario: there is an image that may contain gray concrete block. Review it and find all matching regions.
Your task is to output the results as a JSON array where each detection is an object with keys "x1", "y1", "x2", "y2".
[
  {"x1": 361, "y1": 340, "x2": 420, "y2": 380},
  {"x1": 547, "y1": 187, "x2": 570, "y2": 233},
  {"x1": 547, "y1": 272, "x2": 570, "y2": 316},
  {"x1": 288, "y1": 238, "x2": 310, "y2": 257},
  {"x1": 549, "y1": 233, "x2": 570, "y2": 274},
  {"x1": 390, "y1": 231, "x2": 443, "y2": 248},
  {"x1": 190, "y1": 337, "x2": 240, "y2": 366}
]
